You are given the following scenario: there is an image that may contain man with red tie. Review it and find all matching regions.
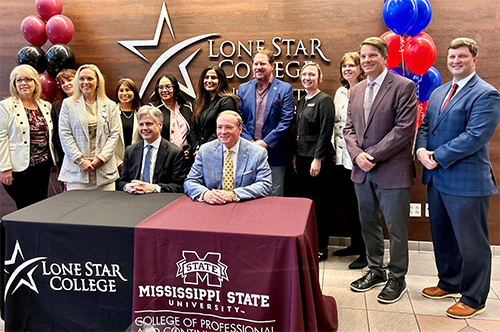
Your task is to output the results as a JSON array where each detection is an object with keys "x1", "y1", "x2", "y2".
[{"x1": 416, "y1": 38, "x2": 500, "y2": 318}]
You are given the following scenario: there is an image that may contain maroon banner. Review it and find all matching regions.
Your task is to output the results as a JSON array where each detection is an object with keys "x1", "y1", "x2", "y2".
[{"x1": 132, "y1": 196, "x2": 338, "y2": 332}]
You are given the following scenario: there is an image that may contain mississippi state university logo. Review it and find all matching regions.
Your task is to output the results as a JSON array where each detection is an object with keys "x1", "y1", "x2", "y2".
[{"x1": 176, "y1": 251, "x2": 228, "y2": 287}]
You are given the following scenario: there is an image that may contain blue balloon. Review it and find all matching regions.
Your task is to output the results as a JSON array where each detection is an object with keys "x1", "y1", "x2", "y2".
[
  {"x1": 407, "y1": 0, "x2": 433, "y2": 36},
  {"x1": 410, "y1": 66, "x2": 442, "y2": 102},
  {"x1": 391, "y1": 65, "x2": 413, "y2": 78},
  {"x1": 383, "y1": 0, "x2": 418, "y2": 35}
]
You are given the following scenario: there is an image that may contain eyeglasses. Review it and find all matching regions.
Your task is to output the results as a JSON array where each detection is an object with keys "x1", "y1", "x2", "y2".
[
  {"x1": 158, "y1": 84, "x2": 174, "y2": 91},
  {"x1": 16, "y1": 78, "x2": 34, "y2": 84}
]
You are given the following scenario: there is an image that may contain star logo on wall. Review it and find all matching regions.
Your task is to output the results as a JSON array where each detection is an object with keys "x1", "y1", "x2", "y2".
[
  {"x1": 118, "y1": 2, "x2": 219, "y2": 99},
  {"x1": 3, "y1": 240, "x2": 47, "y2": 301}
]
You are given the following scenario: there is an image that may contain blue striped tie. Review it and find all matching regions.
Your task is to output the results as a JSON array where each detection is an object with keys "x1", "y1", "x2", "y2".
[{"x1": 142, "y1": 145, "x2": 152, "y2": 182}]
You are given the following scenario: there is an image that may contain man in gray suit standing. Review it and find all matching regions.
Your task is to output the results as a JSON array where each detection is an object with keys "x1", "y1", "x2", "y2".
[
  {"x1": 184, "y1": 111, "x2": 272, "y2": 204},
  {"x1": 344, "y1": 37, "x2": 417, "y2": 304}
]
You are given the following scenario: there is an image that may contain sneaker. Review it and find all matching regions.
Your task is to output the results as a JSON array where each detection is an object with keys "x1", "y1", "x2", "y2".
[
  {"x1": 377, "y1": 273, "x2": 407, "y2": 304},
  {"x1": 350, "y1": 270, "x2": 387, "y2": 292}
]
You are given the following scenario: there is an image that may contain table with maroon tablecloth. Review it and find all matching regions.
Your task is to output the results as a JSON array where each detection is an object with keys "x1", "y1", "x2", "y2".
[{"x1": 132, "y1": 195, "x2": 338, "y2": 332}]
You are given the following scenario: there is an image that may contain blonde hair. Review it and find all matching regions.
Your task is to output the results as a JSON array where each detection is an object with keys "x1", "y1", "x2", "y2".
[
  {"x1": 300, "y1": 61, "x2": 324, "y2": 83},
  {"x1": 9, "y1": 64, "x2": 42, "y2": 101},
  {"x1": 72, "y1": 64, "x2": 108, "y2": 100}
]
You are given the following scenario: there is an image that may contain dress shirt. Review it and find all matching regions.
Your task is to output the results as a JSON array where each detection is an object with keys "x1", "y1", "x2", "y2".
[
  {"x1": 254, "y1": 79, "x2": 272, "y2": 140},
  {"x1": 140, "y1": 136, "x2": 161, "y2": 184},
  {"x1": 364, "y1": 69, "x2": 388, "y2": 104}
]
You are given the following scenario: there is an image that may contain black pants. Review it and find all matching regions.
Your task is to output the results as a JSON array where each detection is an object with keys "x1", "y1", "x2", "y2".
[
  {"x1": 296, "y1": 156, "x2": 333, "y2": 254},
  {"x1": 3, "y1": 160, "x2": 53, "y2": 210}
]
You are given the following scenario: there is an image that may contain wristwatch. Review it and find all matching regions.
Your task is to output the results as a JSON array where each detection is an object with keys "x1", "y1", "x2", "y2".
[{"x1": 74, "y1": 157, "x2": 85, "y2": 165}]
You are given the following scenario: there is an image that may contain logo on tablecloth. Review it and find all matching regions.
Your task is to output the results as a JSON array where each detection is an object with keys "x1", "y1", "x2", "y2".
[
  {"x1": 176, "y1": 251, "x2": 228, "y2": 287},
  {"x1": 3, "y1": 240, "x2": 46, "y2": 301}
]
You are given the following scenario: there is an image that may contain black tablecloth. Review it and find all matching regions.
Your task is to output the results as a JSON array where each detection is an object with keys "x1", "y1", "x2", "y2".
[{"x1": 1, "y1": 190, "x2": 183, "y2": 332}]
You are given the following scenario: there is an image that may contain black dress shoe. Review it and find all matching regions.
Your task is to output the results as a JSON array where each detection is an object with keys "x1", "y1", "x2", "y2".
[
  {"x1": 318, "y1": 252, "x2": 328, "y2": 262},
  {"x1": 332, "y1": 246, "x2": 362, "y2": 257},
  {"x1": 348, "y1": 255, "x2": 368, "y2": 269},
  {"x1": 350, "y1": 270, "x2": 387, "y2": 292},
  {"x1": 377, "y1": 273, "x2": 407, "y2": 303}
]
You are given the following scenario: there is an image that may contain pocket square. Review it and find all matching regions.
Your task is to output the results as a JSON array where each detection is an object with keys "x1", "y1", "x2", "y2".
[
  {"x1": 243, "y1": 170, "x2": 253, "y2": 175},
  {"x1": 273, "y1": 99, "x2": 282, "y2": 105}
]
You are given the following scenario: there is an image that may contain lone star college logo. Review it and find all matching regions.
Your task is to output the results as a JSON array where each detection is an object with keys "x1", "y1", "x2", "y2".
[
  {"x1": 118, "y1": 2, "x2": 219, "y2": 99},
  {"x1": 3, "y1": 240, "x2": 46, "y2": 301},
  {"x1": 176, "y1": 251, "x2": 229, "y2": 287}
]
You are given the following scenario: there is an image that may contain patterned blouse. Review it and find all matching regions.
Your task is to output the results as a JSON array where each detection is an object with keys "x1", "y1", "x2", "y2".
[{"x1": 26, "y1": 107, "x2": 50, "y2": 166}]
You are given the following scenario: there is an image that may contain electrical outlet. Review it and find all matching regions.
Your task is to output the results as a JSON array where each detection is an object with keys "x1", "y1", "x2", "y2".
[
  {"x1": 425, "y1": 203, "x2": 429, "y2": 218},
  {"x1": 410, "y1": 203, "x2": 421, "y2": 217}
]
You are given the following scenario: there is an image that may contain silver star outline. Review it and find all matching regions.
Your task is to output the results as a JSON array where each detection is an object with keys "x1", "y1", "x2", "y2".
[
  {"x1": 118, "y1": 2, "x2": 219, "y2": 99},
  {"x1": 3, "y1": 240, "x2": 47, "y2": 301}
]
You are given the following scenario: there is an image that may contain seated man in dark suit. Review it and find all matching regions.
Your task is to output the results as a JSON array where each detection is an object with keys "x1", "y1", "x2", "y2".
[
  {"x1": 118, "y1": 105, "x2": 188, "y2": 194},
  {"x1": 184, "y1": 111, "x2": 272, "y2": 204}
]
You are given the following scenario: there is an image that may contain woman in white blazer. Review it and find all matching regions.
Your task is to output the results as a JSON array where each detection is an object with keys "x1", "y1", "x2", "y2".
[
  {"x1": 0, "y1": 64, "x2": 56, "y2": 209},
  {"x1": 58, "y1": 64, "x2": 121, "y2": 190}
]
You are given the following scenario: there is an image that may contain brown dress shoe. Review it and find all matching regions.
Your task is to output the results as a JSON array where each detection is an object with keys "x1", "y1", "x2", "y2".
[
  {"x1": 446, "y1": 301, "x2": 485, "y2": 319},
  {"x1": 422, "y1": 286, "x2": 460, "y2": 299}
]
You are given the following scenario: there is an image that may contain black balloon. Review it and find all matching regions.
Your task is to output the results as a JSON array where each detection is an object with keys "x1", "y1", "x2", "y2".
[
  {"x1": 46, "y1": 44, "x2": 76, "y2": 78},
  {"x1": 17, "y1": 45, "x2": 47, "y2": 74}
]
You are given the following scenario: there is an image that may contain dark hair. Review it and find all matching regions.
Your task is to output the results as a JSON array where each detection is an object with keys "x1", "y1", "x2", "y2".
[
  {"x1": 152, "y1": 74, "x2": 187, "y2": 106},
  {"x1": 360, "y1": 37, "x2": 388, "y2": 57},
  {"x1": 193, "y1": 65, "x2": 237, "y2": 124},
  {"x1": 54, "y1": 68, "x2": 76, "y2": 109},
  {"x1": 116, "y1": 78, "x2": 142, "y2": 111}
]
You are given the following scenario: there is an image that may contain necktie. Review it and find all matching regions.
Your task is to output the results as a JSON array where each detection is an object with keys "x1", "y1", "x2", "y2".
[
  {"x1": 441, "y1": 83, "x2": 458, "y2": 112},
  {"x1": 142, "y1": 145, "x2": 152, "y2": 183},
  {"x1": 223, "y1": 150, "x2": 234, "y2": 191},
  {"x1": 364, "y1": 82, "x2": 376, "y2": 123}
]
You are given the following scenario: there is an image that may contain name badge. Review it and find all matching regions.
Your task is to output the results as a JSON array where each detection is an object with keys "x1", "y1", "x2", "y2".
[{"x1": 307, "y1": 103, "x2": 315, "y2": 107}]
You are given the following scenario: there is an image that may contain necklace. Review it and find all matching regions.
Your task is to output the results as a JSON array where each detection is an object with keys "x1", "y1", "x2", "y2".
[{"x1": 121, "y1": 109, "x2": 134, "y2": 119}]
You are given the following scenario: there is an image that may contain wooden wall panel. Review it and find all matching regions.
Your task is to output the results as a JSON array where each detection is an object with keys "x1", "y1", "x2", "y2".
[{"x1": 1, "y1": 0, "x2": 499, "y2": 243}]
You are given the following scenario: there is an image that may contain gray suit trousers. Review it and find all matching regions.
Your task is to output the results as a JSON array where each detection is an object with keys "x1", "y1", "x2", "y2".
[{"x1": 355, "y1": 172, "x2": 410, "y2": 278}]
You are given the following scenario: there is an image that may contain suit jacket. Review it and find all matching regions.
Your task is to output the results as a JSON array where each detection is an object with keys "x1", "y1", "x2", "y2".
[
  {"x1": 0, "y1": 97, "x2": 56, "y2": 172},
  {"x1": 58, "y1": 96, "x2": 121, "y2": 185},
  {"x1": 115, "y1": 107, "x2": 141, "y2": 167},
  {"x1": 190, "y1": 95, "x2": 237, "y2": 151},
  {"x1": 184, "y1": 137, "x2": 272, "y2": 201},
  {"x1": 150, "y1": 100, "x2": 193, "y2": 151},
  {"x1": 237, "y1": 78, "x2": 294, "y2": 166},
  {"x1": 296, "y1": 91, "x2": 335, "y2": 160},
  {"x1": 416, "y1": 74, "x2": 500, "y2": 196},
  {"x1": 117, "y1": 138, "x2": 188, "y2": 193},
  {"x1": 344, "y1": 71, "x2": 417, "y2": 189}
]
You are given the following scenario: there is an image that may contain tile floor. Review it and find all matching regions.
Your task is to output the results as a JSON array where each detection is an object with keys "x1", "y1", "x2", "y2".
[
  {"x1": 320, "y1": 245, "x2": 500, "y2": 332},
  {"x1": 0, "y1": 244, "x2": 498, "y2": 332}
]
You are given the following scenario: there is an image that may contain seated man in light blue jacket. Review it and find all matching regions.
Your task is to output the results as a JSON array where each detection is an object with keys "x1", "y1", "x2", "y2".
[{"x1": 184, "y1": 111, "x2": 272, "y2": 204}]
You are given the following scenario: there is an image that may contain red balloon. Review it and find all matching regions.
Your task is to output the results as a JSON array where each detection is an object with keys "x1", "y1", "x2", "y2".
[
  {"x1": 39, "y1": 73, "x2": 58, "y2": 102},
  {"x1": 416, "y1": 100, "x2": 428, "y2": 131},
  {"x1": 20, "y1": 15, "x2": 47, "y2": 46},
  {"x1": 46, "y1": 15, "x2": 74, "y2": 45},
  {"x1": 403, "y1": 33, "x2": 437, "y2": 75},
  {"x1": 35, "y1": 0, "x2": 63, "y2": 21},
  {"x1": 381, "y1": 31, "x2": 404, "y2": 69}
]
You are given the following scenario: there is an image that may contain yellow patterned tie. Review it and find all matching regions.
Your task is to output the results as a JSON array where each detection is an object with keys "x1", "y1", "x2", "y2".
[{"x1": 223, "y1": 150, "x2": 234, "y2": 191}]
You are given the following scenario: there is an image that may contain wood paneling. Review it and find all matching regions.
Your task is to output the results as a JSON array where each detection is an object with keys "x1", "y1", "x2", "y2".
[{"x1": 1, "y1": 0, "x2": 499, "y2": 243}]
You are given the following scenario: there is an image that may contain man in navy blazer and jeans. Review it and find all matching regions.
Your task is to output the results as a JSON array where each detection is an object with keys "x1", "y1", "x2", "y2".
[
  {"x1": 416, "y1": 38, "x2": 500, "y2": 319},
  {"x1": 237, "y1": 49, "x2": 294, "y2": 196},
  {"x1": 118, "y1": 105, "x2": 188, "y2": 194}
]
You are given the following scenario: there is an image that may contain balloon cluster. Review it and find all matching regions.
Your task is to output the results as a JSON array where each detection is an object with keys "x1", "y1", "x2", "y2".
[
  {"x1": 382, "y1": 0, "x2": 440, "y2": 128},
  {"x1": 17, "y1": 0, "x2": 76, "y2": 102}
]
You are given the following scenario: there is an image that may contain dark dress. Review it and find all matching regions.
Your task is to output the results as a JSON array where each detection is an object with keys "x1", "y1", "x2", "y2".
[{"x1": 190, "y1": 95, "x2": 237, "y2": 151}]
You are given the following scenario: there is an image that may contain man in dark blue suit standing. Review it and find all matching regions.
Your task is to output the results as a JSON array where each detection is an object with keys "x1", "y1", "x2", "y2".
[
  {"x1": 237, "y1": 49, "x2": 294, "y2": 196},
  {"x1": 416, "y1": 38, "x2": 500, "y2": 319}
]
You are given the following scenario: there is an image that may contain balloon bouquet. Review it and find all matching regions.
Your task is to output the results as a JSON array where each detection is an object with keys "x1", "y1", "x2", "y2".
[
  {"x1": 18, "y1": 0, "x2": 76, "y2": 102},
  {"x1": 381, "y1": 0, "x2": 441, "y2": 130}
]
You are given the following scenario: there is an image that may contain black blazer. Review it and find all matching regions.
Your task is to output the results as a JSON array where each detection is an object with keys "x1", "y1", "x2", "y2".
[
  {"x1": 117, "y1": 138, "x2": 188, "y2": 193},
  {"x1": 295, "y1": 91, "x2": 335, "y2": 160},
  {"x1": 190, "y1": 95, "x2": 237, "y2": 151},
  {"x1": 150, "y1": 100, "x2": 193, "y2": 150}
]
